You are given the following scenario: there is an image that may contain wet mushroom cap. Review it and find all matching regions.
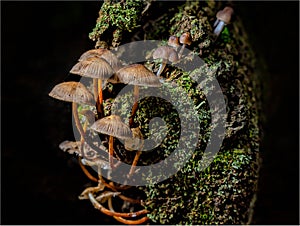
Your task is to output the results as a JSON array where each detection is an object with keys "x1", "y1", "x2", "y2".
[
  {"x1": 115, "y1": 64, "x2": 161, "y2": 87},
  {"x1": 90, "y1": 115, "x2": 132, "y2": 140},
  {"x1": 168, "y1": 36, "x2": 180, "y2": 49},
  {"x1": 49, "y1": 81, "x2": 94, "y2": 105},
  {"x1": 216, "y1": 6, "x2": 234, "y2": 24},
  {"x1": 153, "y1": 46, "x2": 179, "y2": 63},
  {"x1": 179, "y1": 32, "x2": 192, "y2": 45},
  {"x1": 78, "y1": 48, "x2": 122, "y2": 72},
  {"x1": 70, "y1": 57, "x2": 114, "y2": 80}
]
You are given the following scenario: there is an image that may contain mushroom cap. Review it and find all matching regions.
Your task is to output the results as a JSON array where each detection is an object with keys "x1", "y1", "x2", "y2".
[
  {"x1": 153, "y1": 46, "x2": 179, "y2": 63},
  {"x1": 90, "y1": 115, "x2": 132, "y2": 140},
  {"x1": 115, "y1": 64, "x2": 161, "y2": 87},
  {"x1": 216, "y1": 6, "x2": 234, "y2": 24},
  {"x1": 168, "y1": 35, "x2": 180, "y2": 49},
  {"x1": 49, "y1": 81, "x2": 94, "y2": 105},
  {"x1": 78, "y1": 48, "x2": 122, "y2": 72},
  {"x1": 179, "y1": 32, "x2": 192, "y2": 45},
  {"x1": 70, "y1": 57, "x2": 114, "y2": 80}
]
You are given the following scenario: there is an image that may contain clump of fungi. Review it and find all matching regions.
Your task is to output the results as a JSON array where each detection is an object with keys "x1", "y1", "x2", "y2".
[
  {"x1": 49, "y1": 5, "x2": 234, "y2": 224},
  {"x1": 49, "y1": 48, "x2": 153, "y2": 224}
]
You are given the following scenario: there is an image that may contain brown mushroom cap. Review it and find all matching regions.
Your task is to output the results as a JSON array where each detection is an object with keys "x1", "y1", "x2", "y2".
[
  {"x1": 70, "y1": 57, "x2": 114, "y2": 80},
  {"x1": 49, "y1": 81, "x2": 94, "y2": 105},
  {"x1": 153, "y1": 46, "x2": 179, "y2": 63},
  {"x1": 216, "y1": 6, "x2": 234, "y2": 24},
  {"x1": 179, "y1": 32, "x2": 192, "y2": 45},
  {"x1": 168, "y1": 36, "x2": 180, "y2": 49},
  {"x1": 115, "y1": 64, "x2": 161, "y2": 87},
  {"x1": 78, "y1": 48, "x2": 122, "y2": 72},
  {"x1": 90, "y1": 115, "x2": 132, "y2": 140}
]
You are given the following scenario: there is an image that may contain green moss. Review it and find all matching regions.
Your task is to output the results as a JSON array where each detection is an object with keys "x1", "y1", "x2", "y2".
[
  {"x1": 89, "y1": 1, "x2": 262, "y2": 224},
  {"x1": 89, "y1": 0, "x2": 145, "y2": 46}
]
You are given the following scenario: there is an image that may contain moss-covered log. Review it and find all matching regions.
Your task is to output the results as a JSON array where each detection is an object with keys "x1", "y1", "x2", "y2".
[{"x1": 90, "y1": 0, "x2": 262, "y2": 224}]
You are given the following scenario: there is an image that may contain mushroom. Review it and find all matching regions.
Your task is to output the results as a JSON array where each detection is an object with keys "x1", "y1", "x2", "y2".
[
  {"x1": 115, "y1": 64, "x2": 161, "y2": 127},
  {"x1": 178, "y1": 32, "x2": 192, "y2": 58},
  {"x1": 152, "y1": 46, "x2": 178, "y2": 77},
  {"x1": 70, "y1": 57, "x2": 114, "y2": 117},
  {"x1": 78, "y1": 48, "x2": 122, "y2": 72},
  {"x1": 90, "y1": 115, "x2": 132, "y2": 170},
  {"x1": 49, "y1": 81, "x2": 94, "y2": 140},
  {"x1": 167, "y1": 35, "x2": 180, "y2": 51},
  {"x1": 213, "y1": 6, "x2": 234, "y2": 37}
]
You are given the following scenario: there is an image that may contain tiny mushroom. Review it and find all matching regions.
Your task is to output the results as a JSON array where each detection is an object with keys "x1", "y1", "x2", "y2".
[
  {"x1": 213, "y1": 6, "x2": 234, "y2": 37},
  {"x1": 90, "y1": 115, "x2": 132, "y2": 169},
  {"x1": 78, "y1": 48, "x2": 122, "y2": 72},
  {"x1": 152, "y1": 46, "x2": 178, "y2": 77},
  {"x1": 49, "y1": 81, "x2": 94, "y2": 140},
  {"x1": 70, "y1": 57, "x2": 114, "y2": 117},
  {"x1": 115, "y1": 64, "x2": 161, "y2": 127},
  {"x1": 178, "y1": 32, "x2": 192, "y2": 58},
  {"x1": 167, "y1": 35, "x2": 180, "y2": 51}
]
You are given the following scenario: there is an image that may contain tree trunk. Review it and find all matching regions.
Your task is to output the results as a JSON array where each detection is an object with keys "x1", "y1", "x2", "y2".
[{"x1": 90, "y1": 0, "x2": 262, "y2": 224}]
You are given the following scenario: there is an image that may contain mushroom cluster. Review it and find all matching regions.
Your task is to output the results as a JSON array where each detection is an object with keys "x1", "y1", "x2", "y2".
[
  {"x1": 49, "y1": 47, "x2": 162, "y2": 224},
  {"x1": 49, "y1": 5, "x2": 235, "y2": 224}
]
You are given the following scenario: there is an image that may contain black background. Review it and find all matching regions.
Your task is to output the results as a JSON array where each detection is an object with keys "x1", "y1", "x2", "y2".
[{"x1": 1, "y1": 1, "x2": 299, "y2": 224}]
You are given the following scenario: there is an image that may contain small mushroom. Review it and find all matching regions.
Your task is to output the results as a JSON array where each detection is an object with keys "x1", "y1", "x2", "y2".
[
  {"x1": 115, "y1": 64, "x2": 161, "y2": 127},
  {"x1": 70, "y1": 57, "x2": 114, "y2": 117},
  {"x1": 213, "y1": 6, "x2": 234, "y2": 37},
  {"x1": 78, "y1": 48, "x2": 122, "y2": 72},
  {"x1": 152, "y1": 46, "x2": 178, "y2": 77},
  {"x1": 90, "y1": 115, "x2": 132, "y2": 169},
  {"x1": 49, "y1": 81, "x2": 94, "y2": 140},
  {"x1": 178, "y1": 32, "x2": 192, "y2": 58},
  {"x1": 167, "y1": 35, "x2": 180, "y2": 51}
]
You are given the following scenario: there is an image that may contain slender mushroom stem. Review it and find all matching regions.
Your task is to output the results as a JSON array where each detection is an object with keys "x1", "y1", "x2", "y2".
[
  {"x1": 78, "y1": 121, "x2": 99, "y2": 182},
  {"x1": 108, "y1": 197, "x2": 149, "y2": 225},
  {"x1": 72, "y1": 102, "x2": 85, "y2": 139},
  {"x1": 128, "y1": 150, "x2": 141, "y2": 178},
  {"x1": 156, "y1": 59, "x2": 167, "y2": 77},
  {"x1": 129, "y1": 85, "x2": 139, "y2": 127},
  {"x1": 213, "y1": 20, "x2": 226, "y2": 38},
  {"x1": 97, "y1": 79, "x2": 104, "y2": 118},
  {"x1": 88, "y1": 192, "x2": 149, "y2": 217},
  {"x1": 108, "y1": 135, "x2": 115, "y2": 170},
  {"x1": 78, "y1": 157, "x2": 98, "y2": 182},
  {"x1": 178, "y1": 44, "x2": 186, "y2": 59},
  {"x1": 93, "y1": 78, "x2": 98, "y2": 102}
]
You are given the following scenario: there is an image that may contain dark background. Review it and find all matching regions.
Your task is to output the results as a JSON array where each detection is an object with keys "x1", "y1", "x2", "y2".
[{"x1": 1, "y1": 1, "x2": 299, "y2": 224}]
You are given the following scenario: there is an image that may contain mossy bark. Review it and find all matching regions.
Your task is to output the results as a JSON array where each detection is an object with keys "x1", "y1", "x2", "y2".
[{"x1": 91, "y1": 0, "x2": 262, "y2": 224}]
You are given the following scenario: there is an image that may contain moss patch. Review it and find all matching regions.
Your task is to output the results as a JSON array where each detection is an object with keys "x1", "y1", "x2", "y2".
[{"x1": 90, "y1": 1, "x2": 262, "y2": 224}]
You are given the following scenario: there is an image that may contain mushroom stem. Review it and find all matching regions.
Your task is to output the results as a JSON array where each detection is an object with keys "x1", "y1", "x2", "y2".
[
  {"x1": 213, "y1": 20, "x2": 226, "y2": 37},
  {"x1": 178, "y1": 44, "x2": 186, "y2": 59},
  {"x1": 128, "y1": 150, "x2": 141, "y2": 178},
  {"x1": 88, "y1": 192, "x2": 149, "y2": 218},
  {"x1": 78, "y1": 157, "x2": 98, "y2": 182},
  {"x1": 97, "y1": 79, "x2": 104, "y2": 118},
  {"x1": 108, "y1": 197, "x2": 149, "y2": 225},
  {"x1": 108, "y1": 135, "x2": 115, "y2": 170},
  {"x1": 129, "y1": 86, "x2": 139, "y2": 127},
  {"x1": 156, "y1": 59, "x2": 167, "y2": 77},
  {"x1": 93, "y1": 78, "x2": 98, "y2": 102},
  {"x1": 72, "y1": 102, "x2": 85, "y2": 139}
]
